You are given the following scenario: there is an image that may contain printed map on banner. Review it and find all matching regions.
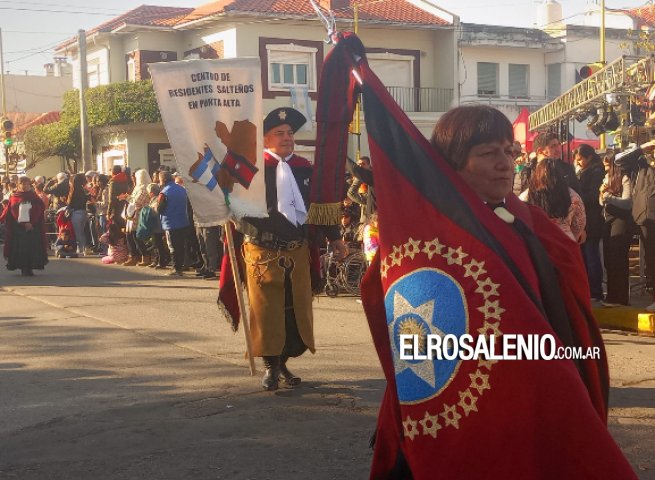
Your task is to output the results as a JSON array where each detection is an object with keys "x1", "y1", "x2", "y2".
[{"x1": 149, "y1": 58, "x2": 267, "y2": 226}]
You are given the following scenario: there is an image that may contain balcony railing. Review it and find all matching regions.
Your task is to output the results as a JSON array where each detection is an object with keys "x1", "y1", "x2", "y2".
[
  {"x1": 460, "y1": 94, "x2": 549, "y2": 110},
  {"x1": 386, "y1": 86, "x2": 454, "y2": 113}
]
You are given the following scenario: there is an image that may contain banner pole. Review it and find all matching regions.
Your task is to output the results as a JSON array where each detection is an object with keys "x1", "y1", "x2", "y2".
[{"x1": 225, "y1": 220, "x2": 256, "y2": 376}]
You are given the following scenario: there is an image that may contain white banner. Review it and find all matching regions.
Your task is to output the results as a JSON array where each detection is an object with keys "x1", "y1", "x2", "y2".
[{"x1": 149, "y1": 58, "x2": 267, "y2": 226}]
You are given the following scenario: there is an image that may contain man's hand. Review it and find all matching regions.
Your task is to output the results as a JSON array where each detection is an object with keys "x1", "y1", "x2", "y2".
[
  {"x1": 23, "y1": 222, "x2": 33, "y2": 231},
  {"x1": 329, "y1": 239, "x2": 349, "y2": 261}
]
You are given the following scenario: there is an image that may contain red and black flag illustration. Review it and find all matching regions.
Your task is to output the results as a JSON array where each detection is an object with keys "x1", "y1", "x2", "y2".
[
  {"x1": 315, "y1": 32, "x2": 636, "y2": 479},
  {"x1": 222, "y1": 149, "x2": 258, "y2": 190}
]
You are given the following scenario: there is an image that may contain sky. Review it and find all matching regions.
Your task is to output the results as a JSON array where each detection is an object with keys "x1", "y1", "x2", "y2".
[{"x1": 1, "y1": 0, "x2": 651, "y2": 76}]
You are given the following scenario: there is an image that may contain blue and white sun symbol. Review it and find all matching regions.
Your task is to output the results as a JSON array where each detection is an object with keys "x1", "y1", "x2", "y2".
[{"x1": 385, "y1": 268, "x2": 468, "y2": 404}]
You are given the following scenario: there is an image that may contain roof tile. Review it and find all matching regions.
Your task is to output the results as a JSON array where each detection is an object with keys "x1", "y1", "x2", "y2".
[
  {"x1": 625, "y1": 5, "x2": 655, "y2": 27},
  {"x1": 181, "y1": 0, "x2": 450, "y2": 26}
]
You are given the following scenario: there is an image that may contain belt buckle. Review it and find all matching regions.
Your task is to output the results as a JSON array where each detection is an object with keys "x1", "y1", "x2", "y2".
[{"x1": 285, "y1": 240, "x2": 301, "y2": 250}]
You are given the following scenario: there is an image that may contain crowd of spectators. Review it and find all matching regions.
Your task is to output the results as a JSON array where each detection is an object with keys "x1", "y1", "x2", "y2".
[
  {"x1": 513, "y1": 132, "x2": 655, "y2": 312},
  {"x1": 3, "y1": 130, "x2": 654, "y2": 306},
  {"x1": 1, "y1": 166, "x2": 223, "y2": 280}
]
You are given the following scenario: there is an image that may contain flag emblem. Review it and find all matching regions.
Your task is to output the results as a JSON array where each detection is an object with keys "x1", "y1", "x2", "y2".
[{"x1": 385, "y1": 268, "x2": 468, "y2": 404}]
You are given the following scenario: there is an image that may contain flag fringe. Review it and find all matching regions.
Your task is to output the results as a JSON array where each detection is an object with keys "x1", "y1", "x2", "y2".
[
  {"x1": 217, "y1": 299, "x2": 239, "y2": 332},
  {"x1": 306, "y1": 202, "x2": 342, "y2": 226}
]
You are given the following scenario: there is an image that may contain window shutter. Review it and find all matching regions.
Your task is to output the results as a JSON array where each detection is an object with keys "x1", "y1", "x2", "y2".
[
  {"x1": 547, "y1": 64, "x2": 561, "y2": 100},
  {"x1": 509, "y1": 64, "x2": 528, "y2": 98},
  {"x1": 477, "y1": 62, "x2": 498, "y2": 96},
  {"x1": 269, "y1": 50, "x2": 309, "y2": 65}
]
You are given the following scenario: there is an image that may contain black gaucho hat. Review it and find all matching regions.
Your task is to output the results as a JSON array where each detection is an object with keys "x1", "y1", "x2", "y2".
[{"x1": 263, "y1": 107, "x2": 306, "y2": 134}]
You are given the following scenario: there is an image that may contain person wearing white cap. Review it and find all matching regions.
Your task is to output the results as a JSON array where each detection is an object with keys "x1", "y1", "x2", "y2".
[{"x1": 236, "y1": 107, "x2": 348, "y2": 391}]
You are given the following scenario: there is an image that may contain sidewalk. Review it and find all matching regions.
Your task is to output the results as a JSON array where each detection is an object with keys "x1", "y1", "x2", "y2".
[{"x1": 0, "y1": 257, "x2": 653, "y2": 479}]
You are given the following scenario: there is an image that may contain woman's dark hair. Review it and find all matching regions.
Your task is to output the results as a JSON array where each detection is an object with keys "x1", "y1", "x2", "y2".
[
  {"x1": 67, "y1": 173, "x2": 87, "y2": 206},
  {"x1": 430, "y1": 105, "x2": 513, "y2": 170},
  {"x1": 97, "y1": 174, "x2": 109, "y2": 189},
  {"x1": 573, "y1": 144, "x2": 601, "y2": 165},
  {"x1": 605, "y1": 154, "x2": 624, "y2": 196},
  {"x1": 527, "y1": 159, "x2": 572, "y2": 218}
]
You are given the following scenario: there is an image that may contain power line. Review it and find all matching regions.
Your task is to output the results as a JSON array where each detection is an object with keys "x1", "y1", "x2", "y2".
[
  {"x1": 0, "y1": 6, "x2": 116, "y2": 16},
  {"x1": 6, "y1": 38, "x2": 70, "y2": 64},
  {"x1": 0, "y1": 0, "x2": 123, "y2": 12}
]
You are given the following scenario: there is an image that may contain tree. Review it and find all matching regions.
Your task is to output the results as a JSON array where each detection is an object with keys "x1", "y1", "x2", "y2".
[
  {"x1": 23, "y1": 111, "x2": 81, "y2": 171},
  {"x1": 22, "y1": 80, "x2": 161, "y2": 171}
]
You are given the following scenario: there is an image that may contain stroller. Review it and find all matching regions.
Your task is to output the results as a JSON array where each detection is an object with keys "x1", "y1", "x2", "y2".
[{"x1": 321, "y1": 248, "x2": 367, "y2": 297}]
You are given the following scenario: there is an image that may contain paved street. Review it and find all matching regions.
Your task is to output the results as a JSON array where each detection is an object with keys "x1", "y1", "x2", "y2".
[{"x1": 1, "y1": 257, "x2": 654, "y2": 479}]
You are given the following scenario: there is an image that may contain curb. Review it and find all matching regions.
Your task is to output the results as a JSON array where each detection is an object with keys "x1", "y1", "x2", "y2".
[{"x1": 592, "y1": 306, "x2": 655, "y2": 336}]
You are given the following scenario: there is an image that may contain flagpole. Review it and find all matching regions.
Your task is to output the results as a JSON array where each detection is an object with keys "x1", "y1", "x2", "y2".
[{"x1": 225, "y1": 220, "x2": 256, "y2": 376}]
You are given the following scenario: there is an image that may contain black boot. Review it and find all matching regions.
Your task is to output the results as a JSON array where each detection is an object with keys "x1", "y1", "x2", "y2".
[
  {"x1": 279, "y1": 356, "x2": 301, "y2": 386},
  {"x1": 262, "y1": 356, "x2": 280, "y2": 391}
]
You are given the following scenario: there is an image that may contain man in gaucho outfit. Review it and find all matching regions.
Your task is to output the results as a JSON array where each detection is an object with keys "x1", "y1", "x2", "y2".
[{"x1": 238, "y1": 107, "x2": 347, "y2": 391}]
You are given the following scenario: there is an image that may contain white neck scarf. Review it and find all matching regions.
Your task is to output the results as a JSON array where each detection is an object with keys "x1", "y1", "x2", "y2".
[{"x1": 266, "y1": 149, "x2": 307, "y2": 226}]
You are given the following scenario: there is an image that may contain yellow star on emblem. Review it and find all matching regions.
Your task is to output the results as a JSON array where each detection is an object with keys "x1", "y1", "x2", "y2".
[
  {"x1": 477, "y1": 320, "x2": 502, "y2": 338},
  {"x1": 403, "y1": 238, "x2": 422, "y2": 260},
  {"x1": 278, "y1": 109, "x2": 287, "y2": 120},
  {"x1": 463, "y1": 259, "x2": 486, "y2": 280},
  {"x1": 477, "y1": 300, "x2": 505, "y2": 321},
  {"x1": 440, "y1": 403, "x2": 462, "y2": 429},
  {"x1": 422, "y1": 238, "x2": 445, "y2": 260},
  {"x1": 443, "y1": 246, "x2": 468, "y2": 266},
  {"x1": 390, "y1": 245, "x2": 404, "y2": 267},
  {"x1": 403, "y1": 415, "x2": 419, "y2": 440},
  {"x1": 469, "y1": 369, "x2": 491, "y2": 395},
  {"x1": 419, "y1": 411, "x2": 442, "y2": 438},
  {"x1": 458, "y1": 389, "x2": 479, "y2": 416},
  {"x1": 380, "y1": 256, "x2": 390, "y2": 279},
  {"x1": 475, "y1": 277, "x2": 500, "y2": 299}
]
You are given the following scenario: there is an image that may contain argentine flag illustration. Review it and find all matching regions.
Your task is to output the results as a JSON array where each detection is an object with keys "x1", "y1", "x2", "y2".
[{"x1": 191, "y1": 149, "x2": 222, "y2": 191}]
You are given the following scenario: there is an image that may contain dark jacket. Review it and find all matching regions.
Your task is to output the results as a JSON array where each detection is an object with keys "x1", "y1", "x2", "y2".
[
  {"x1": 578, "y1": 161, "x2": 605, "y2": 239},
  {"x1": 44, "y1": 179, "x2": 69, "y2": 198},
  {"x1": 632, "y1": 160, "x2": 655, "y2": 226},
  {"x1": 240, "y1": 152, "x2": 339, "y2": 243},
  {"x1": 44, "y1": 179, "x2": 70, "y2": 209}
]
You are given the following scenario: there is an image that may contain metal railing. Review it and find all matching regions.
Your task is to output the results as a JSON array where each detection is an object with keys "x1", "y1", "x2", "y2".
[{"x1": 385, "y1": 86, "x2": 454, "y2": 113}]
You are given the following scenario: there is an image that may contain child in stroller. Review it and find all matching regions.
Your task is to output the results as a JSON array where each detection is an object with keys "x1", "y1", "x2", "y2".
[{"x1": 54, "y1": 228, "x2": 78, "y2": 258}]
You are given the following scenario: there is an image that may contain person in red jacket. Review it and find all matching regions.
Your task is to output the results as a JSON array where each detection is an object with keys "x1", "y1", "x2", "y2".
[{"x1": 1, "y1": 176, "x2": 48, "y2": 276}]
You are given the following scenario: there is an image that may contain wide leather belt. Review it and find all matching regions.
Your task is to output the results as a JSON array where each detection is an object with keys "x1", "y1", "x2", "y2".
[{"x1": 245, "y1": 234, "x2": 305, "y2": 251}]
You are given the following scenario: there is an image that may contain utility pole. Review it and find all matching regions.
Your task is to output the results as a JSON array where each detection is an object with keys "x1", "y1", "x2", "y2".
[
  {"x1": 0, "y1": 28, "x2": 8, "y2": 179},
  {"x1": 78, "y1": 29, "x2": 92, "y2": 173}
]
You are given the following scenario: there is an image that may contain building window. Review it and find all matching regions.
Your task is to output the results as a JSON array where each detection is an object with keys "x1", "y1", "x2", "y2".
[
  {"x1": 547, "y1": 63, "x2": 561, "y2": 100},
  {"x1": 509, "y1": 64, "x2": 529, "y2": 98},
  {"x1": 477, "y1": 62, "x2": 498, "y2": 96},
  {"x1": 266, "y1": 44, "x2": 317, "y2": 92}
]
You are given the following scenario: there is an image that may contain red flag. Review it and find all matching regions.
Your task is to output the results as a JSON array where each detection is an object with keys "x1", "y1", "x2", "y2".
[
  {"x1": 319, "y1": 33, "x2": 635, "y2": 479},
  {"x1": 217, "y1": 224, "x2": 243, "y2": 331}
]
